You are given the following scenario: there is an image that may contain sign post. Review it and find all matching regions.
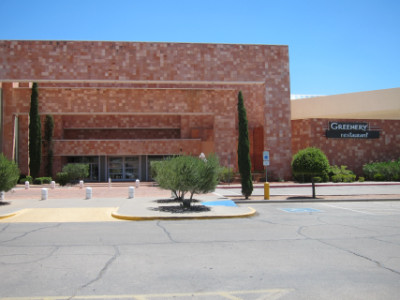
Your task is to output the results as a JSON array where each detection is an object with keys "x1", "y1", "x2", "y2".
[{"x1": 263, "y1": 151, "x2": 270, "y2": 200}]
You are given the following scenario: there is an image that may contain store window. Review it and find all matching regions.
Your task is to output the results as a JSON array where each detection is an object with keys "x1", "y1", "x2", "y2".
[{"x1": 108, "y1": 156, "x2": 140, "y2": 180}]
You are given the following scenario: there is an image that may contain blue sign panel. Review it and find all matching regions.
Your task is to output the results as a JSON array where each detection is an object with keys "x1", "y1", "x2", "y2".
[
  {"x1": 263, "y1": 151, "x2": 270, "y2": 161},
  {"x1": 280, "y1": 208, "x2": 322, "y2": 213}
]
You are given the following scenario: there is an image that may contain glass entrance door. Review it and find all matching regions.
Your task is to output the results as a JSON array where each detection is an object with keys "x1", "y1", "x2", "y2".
[
  {"x1": 108, "y1": 157, "x2": 123, "y2": 180},
  {"x1": 108, "y1": 156, "x2": 140, "y2": 180}
]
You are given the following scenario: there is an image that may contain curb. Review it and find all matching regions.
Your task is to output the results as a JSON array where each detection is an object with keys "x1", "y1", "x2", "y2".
[
  {"x1": 218, "y1": 182, "x2": 400, "y2": 189},
  {"x1": 111, "y1": 207, "x2": 257, "y2": 221},
  {"x1": 234, "y1": 198, "x2": 400, "y2": 204},
  {"x1": 0, "y1": 211, "x2": 19, "y2": 220}
]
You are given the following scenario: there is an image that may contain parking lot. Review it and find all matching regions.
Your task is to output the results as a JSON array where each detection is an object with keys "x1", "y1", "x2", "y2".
[{"x1": 1, "y1": 194, "x2": 400, "y2": 299}]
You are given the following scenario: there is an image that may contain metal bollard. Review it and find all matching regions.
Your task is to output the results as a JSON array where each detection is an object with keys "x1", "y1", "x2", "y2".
[
  {"x1": 86, "y1": 187, "x2": 92, "y2": 199},
  {"x1": 51, "y1": 181, "x2": 55, "y2": 189},
  {"x1": 135, "y1": 179, "x2": 140, "y2": 188},
  {"x1": 264, "y1": 182, "x2": 270, "y2": 200},
  {"x1": 41, "y1": 188, "x2": 48, "y2": 200},
  {"x1": 128, "y1": 186, "x2": 135, "y2": 199},
  {"x1": 0, "y1": 191, "x2": 4, "y2": 201},
  {"x1": 79, "y1": 180, "x2": 84, "y2": 189},
  {"x1": 25, "y1": 181, "x2": 30, "y2": 189},
  {"x1": 108, "y1": 177, "x2": 112, "y2": 188}
]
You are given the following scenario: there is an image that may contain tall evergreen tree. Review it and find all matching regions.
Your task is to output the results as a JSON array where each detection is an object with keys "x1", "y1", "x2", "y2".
[
  {"x1": 29, "y1": 82, "x2": 42, "y2": 178},
  {"x1": 237, "y1": 91, "x2": 253, "y2": 199},
  {"x1": 44, "y1": 115, "x2": 54, "y2": 177}
]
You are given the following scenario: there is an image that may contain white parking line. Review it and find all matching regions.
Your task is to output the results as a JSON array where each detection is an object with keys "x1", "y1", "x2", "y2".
[
  {"x1": 0, "y1": 288, "x2": 293, "y2": 299},
  {"x1": 321, "y1": 203, "x2": 375, "y2": 215}
]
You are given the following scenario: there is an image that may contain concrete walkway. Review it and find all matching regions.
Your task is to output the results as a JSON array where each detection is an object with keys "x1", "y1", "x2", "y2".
[
  {"x1": 0, "y1": 182, "x2": 399, "y2": 222},
  {"x1": 217, "y1": 181, "x2": 400, "y2": 202},
  {"x1": 0, "y1": 183, "x2": 256, "y2": 222}
]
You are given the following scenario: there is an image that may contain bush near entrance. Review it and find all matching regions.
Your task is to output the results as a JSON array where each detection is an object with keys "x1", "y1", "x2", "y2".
[
  {"x1": 56, "y1": 163, "x2": 89, "y2": 186},
  {"x1": 33, "y1": 177, "x2": 53, "y2": 185}
]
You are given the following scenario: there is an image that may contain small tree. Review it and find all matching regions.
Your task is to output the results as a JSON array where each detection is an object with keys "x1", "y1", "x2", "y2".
[
  {"x1": 292, "y1": 147, "x2": 330, "y2": 198},
  {"x1": 29, "y1": 82, "x2": 42, "y2": 178},
  {"x1": 151, "y1": 154, "x2": 220, "y2": 209},
  {"x1": 237, "y1": 91, "x2": 253, "y2": 199},
  {"x1": 0, "y1": 154, "x2": 20, "y2": 198},
  {"x1": 187, "y1": 154, "x2": 219, "y2": 202},
  {"x1": 44, "y1": 115, "x2": 54, "y2": 177}
]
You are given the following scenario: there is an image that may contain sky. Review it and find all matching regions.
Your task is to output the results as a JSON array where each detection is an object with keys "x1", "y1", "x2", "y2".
[{"x1": 0, "y1": 0, "x2": 399, "y2": 97}]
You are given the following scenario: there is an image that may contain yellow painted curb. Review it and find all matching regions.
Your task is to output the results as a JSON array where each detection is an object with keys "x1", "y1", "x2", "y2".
[
  {"x1": 0, "y1": 212, "x2": 18, "y2": 220},
  {"x1": 0, "y1": 209, "x2": 26, "y2": 220},
  {"x1": 111, "y1": 207, "x2": 257, "y2": 221}
]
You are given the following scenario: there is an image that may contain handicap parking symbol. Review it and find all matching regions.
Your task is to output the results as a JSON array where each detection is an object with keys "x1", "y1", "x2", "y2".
[{"x1": 280, "y1": 208, "x2": 322, "y2": 213}]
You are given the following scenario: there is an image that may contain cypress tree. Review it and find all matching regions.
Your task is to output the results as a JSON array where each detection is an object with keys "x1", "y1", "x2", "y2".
[
  {"x1": 44, "y1": 115, "x2": 54, "y2": 177},
  {"x1": 237, "y1": 91, "x2": 253, "y2": 199},
  {"x1": 29, "y1": 82, "x2": 42, "y2": 178}
]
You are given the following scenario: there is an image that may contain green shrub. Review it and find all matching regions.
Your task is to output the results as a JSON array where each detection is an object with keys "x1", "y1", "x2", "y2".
[
  {"x1": 33, "y1": 177, "x2": 52, "y2": 185},
  {"x1": 292, "y1": 148, "x2": 330, "y2": 182},
  {"x1": 19, "y1": 175, "x2": 33, "y2": 184},
  {"x1": 42, "y1": 177, "x2": 52, "y2": 184},
  {"x1": 363, "y1": 159, "x2": 400, "y2": 181},
  {"x1": 151, "y1": 154, "x2": 220, "y2": 208},
  {"x1": 329, "y1": 165, "x2": 356, "y2": 182},
  {"x1": 218, "y1": 166, "x2": 234, "y2": 183},
  {"x1": 292, "y1": 147, "x2": 330, "y2": 198},
  {"x1": 358, "y1": 176, "x2": 365, "y2": 182},
  {"x1": 331, "y1": 174, "x2": 342, "y2": 183},
  {"x1": 343, "y1": 174, "x2": 356, "y2": 182},
  {"x1": 373, "y1": 173, "x2": 385, "y2": 181},
  {"x1": 56, "y1": 172, "x2": 69, "y2": 186},
  {"x1": 0, "y1": 154, "x2": 20, "y2": 193},
  {"x1": 33, "y1": 178, "x2": 43, "y2": 185},
  {"x1": 313, "y1": 176, "x2": 322, "y2": 183},
  {"x1": 61, "y1": 163, "x2": 89, "y2": 184}
]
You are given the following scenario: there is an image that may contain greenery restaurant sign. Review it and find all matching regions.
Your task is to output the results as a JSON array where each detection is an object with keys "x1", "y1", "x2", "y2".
[{"x1": 326, "y1": 122, "x2": 380, "y2": 139}]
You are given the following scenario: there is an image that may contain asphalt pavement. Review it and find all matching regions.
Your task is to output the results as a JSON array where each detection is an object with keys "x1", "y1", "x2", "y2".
[
  {"x1": 0, "y1": 182, "x2": 399, "y2": 222},
  {"x1": 1, "y1": 200, "x2": 400, "y2": 299}
]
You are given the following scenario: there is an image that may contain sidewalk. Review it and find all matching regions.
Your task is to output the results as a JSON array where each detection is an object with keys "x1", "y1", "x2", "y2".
[
  {"x1": 1, "y1": 182, "x2": 399, "y2": 222},
  {"x1": 0, "y1": 183, "x2": 255, "y2": 221},
  {"x1": 216, "y1": 181, "x2": 400, "y2": 203}
]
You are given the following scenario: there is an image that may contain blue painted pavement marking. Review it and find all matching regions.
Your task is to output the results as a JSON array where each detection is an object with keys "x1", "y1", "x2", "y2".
[
  {"x1": 203, "y1": 200, "x2": 237, "y2": 207},
  {"x1": 280, "y1": 208, "x2": 322, "y2": 213}
]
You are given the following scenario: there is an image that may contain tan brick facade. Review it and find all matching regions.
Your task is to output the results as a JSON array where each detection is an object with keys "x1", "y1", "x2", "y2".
[{"x1": 0, "y1": 40, "x2": 292, "y2": 181}]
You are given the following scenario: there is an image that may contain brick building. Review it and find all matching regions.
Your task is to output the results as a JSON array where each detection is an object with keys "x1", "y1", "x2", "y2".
[
  {"x1": 291, "y1": 88, "x2": 400, "y2": 175},
  {"x1": 0, "y1": 40, "x2": 292, "y2": 181}
]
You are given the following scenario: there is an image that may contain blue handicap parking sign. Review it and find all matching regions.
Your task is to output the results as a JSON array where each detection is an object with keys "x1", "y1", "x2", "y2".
[{"x1": 280, "y1": 208, "x2": 322, "y2": 213}]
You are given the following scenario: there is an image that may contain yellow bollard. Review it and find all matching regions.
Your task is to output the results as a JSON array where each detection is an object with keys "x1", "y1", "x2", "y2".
[{"x1": 264, "y1": 182, "x2": 270, "y2": 200}]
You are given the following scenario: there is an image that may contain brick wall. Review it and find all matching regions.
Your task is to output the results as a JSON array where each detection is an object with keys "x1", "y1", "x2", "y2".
[
  {"x1": 292, "y1": 119, "x2": 400, "y2": 175},
  {"x1": 0, "y1": 41, "x2": 292, "y2": 179},
  {"x1": 0, "y1": 41, "x2": 288, "y2": 82}
]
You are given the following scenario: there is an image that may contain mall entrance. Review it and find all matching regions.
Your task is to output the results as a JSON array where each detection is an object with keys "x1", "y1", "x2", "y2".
[
  {"x1": 65, "y1": 155, "x2": 171, "y2": 182},
  {"x1": 108, "y1": 156, "x2": 140, "y2": 180}
]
